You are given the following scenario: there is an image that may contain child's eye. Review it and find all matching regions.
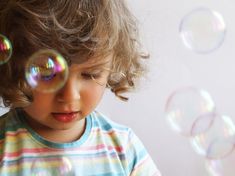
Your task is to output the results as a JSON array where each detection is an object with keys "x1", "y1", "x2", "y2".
[{"x1": 81, "y1": 72, "x2": 101, "y2": 80}]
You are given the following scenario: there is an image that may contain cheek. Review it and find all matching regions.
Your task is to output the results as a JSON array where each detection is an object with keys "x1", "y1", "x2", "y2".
[
  {"x1": 80, "y1": 86, "x2": 106, "y2": 109},
  {"x1": 24, "y1": 93, "x2": 55, "y2": 117},
  {"x1": 33, "y1": 93, "x2": 54, "y2": 106}
]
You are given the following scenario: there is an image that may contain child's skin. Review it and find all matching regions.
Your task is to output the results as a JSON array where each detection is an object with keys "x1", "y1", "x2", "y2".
[{"x1": 24, "y1": 54, "x2": 112, "y2": 143}]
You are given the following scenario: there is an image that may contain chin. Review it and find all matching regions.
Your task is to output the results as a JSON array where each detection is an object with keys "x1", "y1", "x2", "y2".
[
  {"x1": 46, "y1": 124, "x2": 74, "y2": 131},
  {"x1": 55, "y1": 125, "x2": 74, "y2": 131}
]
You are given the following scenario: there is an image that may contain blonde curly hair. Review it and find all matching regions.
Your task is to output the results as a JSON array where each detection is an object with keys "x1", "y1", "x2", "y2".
[{"x1": 0, "y1": 0, "x2": 148, "y2": 108}]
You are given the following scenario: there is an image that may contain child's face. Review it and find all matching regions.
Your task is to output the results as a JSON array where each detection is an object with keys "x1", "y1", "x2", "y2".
[{"x1": 23, "y1": 55, "x2": 112, "y2": 132}]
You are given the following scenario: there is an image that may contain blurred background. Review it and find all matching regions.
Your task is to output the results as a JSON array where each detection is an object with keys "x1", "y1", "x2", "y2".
[
  {"x1": 98, "y1": 0, "x2": 235, "y2": 175},
  {"x1": 1, "y1": 0, "x2": 235, "y2": 175}
]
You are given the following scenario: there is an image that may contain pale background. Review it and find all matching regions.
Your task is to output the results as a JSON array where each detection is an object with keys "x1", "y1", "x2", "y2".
[{"x1": 1, "y1": 0, "x2": 235, "y2": 175}]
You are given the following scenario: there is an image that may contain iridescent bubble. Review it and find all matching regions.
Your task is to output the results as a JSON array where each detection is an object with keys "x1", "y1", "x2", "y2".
[
  {"x1": 25, "y1": 49, "x2": 69, "y2": 93},
  {"x1": 31, "y1": 157, "x2": 75, "y2": 176},
  {"x1": 56, "y1": 157, "x2": 75, "y2": 176},
  {"x1": 206, "y1": 149, "x2": 235, "y2": 176},
  {"x1": 0, "y1": 34, "x2": 12, "y2": 65},
  {"x1": 179, "y1": 7, "x2": 226, "y2": 54},
  {"x1": 191, "y1": 114, "x2": 235, "y2": 159},
  {"x1": 165, "y1": 87, "x2": 216, "y2": 137},
  {"x1": 31, "y1": 158, "x2": 52, "y2": 176}
]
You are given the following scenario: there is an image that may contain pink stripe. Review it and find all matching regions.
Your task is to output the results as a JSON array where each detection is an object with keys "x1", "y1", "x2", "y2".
[
  {"x1": 6, "y1": 130, "x2": 28, "y2": 136},
  {"x1": 91, "y1": 128, "x2": 128, "y2": 135},
  {"x1": 1, "y1": 144, "x2": 124, "y2": 158}
]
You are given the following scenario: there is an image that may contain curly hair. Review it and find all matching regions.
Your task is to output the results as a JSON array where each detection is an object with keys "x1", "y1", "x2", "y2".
[{"x1": 0, "y1": 0, "x2": 147, "y2": 108}]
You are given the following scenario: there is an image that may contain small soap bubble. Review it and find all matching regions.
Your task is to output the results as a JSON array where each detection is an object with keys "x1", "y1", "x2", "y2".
[
  {"x1": 31, "y1": 157, "x2": 75, "y2": 176},
  {"x1": 179, "y1": 7, "x2": 226, "y2": 54},
  {"x1": 165, "y1": 87, "x2": 216, "y2": 137},
  {"x1": 25, "y1": 49, "x2": 69, "y2": 93},
  {"x1": 191, "y1": 114, "x2": 235, "y2": 159},
  {"x1": 206, "y1": 149, "x2": 235, "y2": 176},
  {"x1": 31, "y1": 158, "x2": 52, "y2": 176},
  {"x1": 0, "y1": 34, "x2": 12, "y2": 65}
]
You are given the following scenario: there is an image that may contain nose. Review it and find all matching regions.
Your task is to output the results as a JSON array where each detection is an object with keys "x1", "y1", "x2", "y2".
[{"x1": 56, "y1": 77, "x2": 80, "y2": 103}]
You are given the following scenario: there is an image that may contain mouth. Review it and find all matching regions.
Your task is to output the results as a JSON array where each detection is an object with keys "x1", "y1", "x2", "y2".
[{"x1": 51, "y1": 111, "x2": 80, "y2": 123}]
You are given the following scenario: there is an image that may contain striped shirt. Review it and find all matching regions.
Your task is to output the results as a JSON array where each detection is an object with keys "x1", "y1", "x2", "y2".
[{"x1": 0, "y1": 109, "x2": 161, "y2": 176}]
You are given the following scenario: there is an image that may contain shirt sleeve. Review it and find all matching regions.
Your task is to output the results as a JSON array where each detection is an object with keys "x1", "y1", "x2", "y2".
[{"x1": 126, "y1": 129, "x2": 162, "y2": 176}]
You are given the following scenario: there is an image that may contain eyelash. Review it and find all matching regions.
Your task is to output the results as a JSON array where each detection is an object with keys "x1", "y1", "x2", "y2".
[{"x1": 81, "y1": 72, "x2": 101, "y2": 79}]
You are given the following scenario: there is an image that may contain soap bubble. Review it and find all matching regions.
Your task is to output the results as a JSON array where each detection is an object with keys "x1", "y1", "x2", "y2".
[
  {"x1": 0, "y1": 34, "x2": 12, "y2": 65},
  {"x1": 25, "y1": 49, "x2": 69, "y2": 93},
  {"x1": 179, "y1": 7, "x2": 226, "y2": 54},
  {"x1": 31, "y1": 157, "x2": 75, "y2": 176},
  {"x1": 165, "y1": 87, "x2": 216, "y2": 137},
  {"x1": 206, "y1": 149, "x2": 235, "y2": 176},
  {"x1": 191, "y1": 114, "x2": 235, "y2": 159}
]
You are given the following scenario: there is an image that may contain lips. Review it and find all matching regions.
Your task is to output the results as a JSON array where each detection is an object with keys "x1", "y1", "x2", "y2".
[{"x1": 52, "y1": 111, "x2": 79, "y2": 123}]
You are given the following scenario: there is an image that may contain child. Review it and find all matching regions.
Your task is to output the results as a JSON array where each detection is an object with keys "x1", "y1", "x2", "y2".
[{"x1": 0, "y1": 0, "x2": 161, "y2": 175}]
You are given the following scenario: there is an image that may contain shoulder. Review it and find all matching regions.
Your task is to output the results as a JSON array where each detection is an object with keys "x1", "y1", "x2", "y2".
[
  {"x1": 89, "y1": 110, "x2": 137, "y2": 150},
  {"x1": 0, "y1": 111, "x2": 11, "y2": 152},
  {"x1": 91, "y1": 110, "x2": 130, "y2": 132},
  {"x1": 90, "y1": 110, "x2": 147, "y2": 146},
  {"x1": 90, "y1": 110, "x2": 134, "y2": 143},
  {"x1": 0, "y1": 111, "x2": 10, "y2": 132},
  {"x1": 0, "y1": 113, "x2": 8, "y2": 135},
  {"x1": 0, "y1": 110, "x2": 23, "y2": 138},
  {"x1": 0, "y1": 112, "x2": 8, "y2": 121},
  {"x1": 90, "y1": 111, "x2": 161, "y2": 175}
]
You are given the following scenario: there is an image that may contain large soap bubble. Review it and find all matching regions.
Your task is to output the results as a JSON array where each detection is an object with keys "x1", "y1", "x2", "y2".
[
  {"x1": 191, "y1": 114, "x2": 235, "y2": 159},
  {"x1": 165, "y1": 87, "x2": 216, "y2": 137},
  {"x1": 179, "y1": 7, "x2": 226, "y2": 54},
  {"x1": 25, "y1": 49, "x2": 69, "y2": 93}
]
